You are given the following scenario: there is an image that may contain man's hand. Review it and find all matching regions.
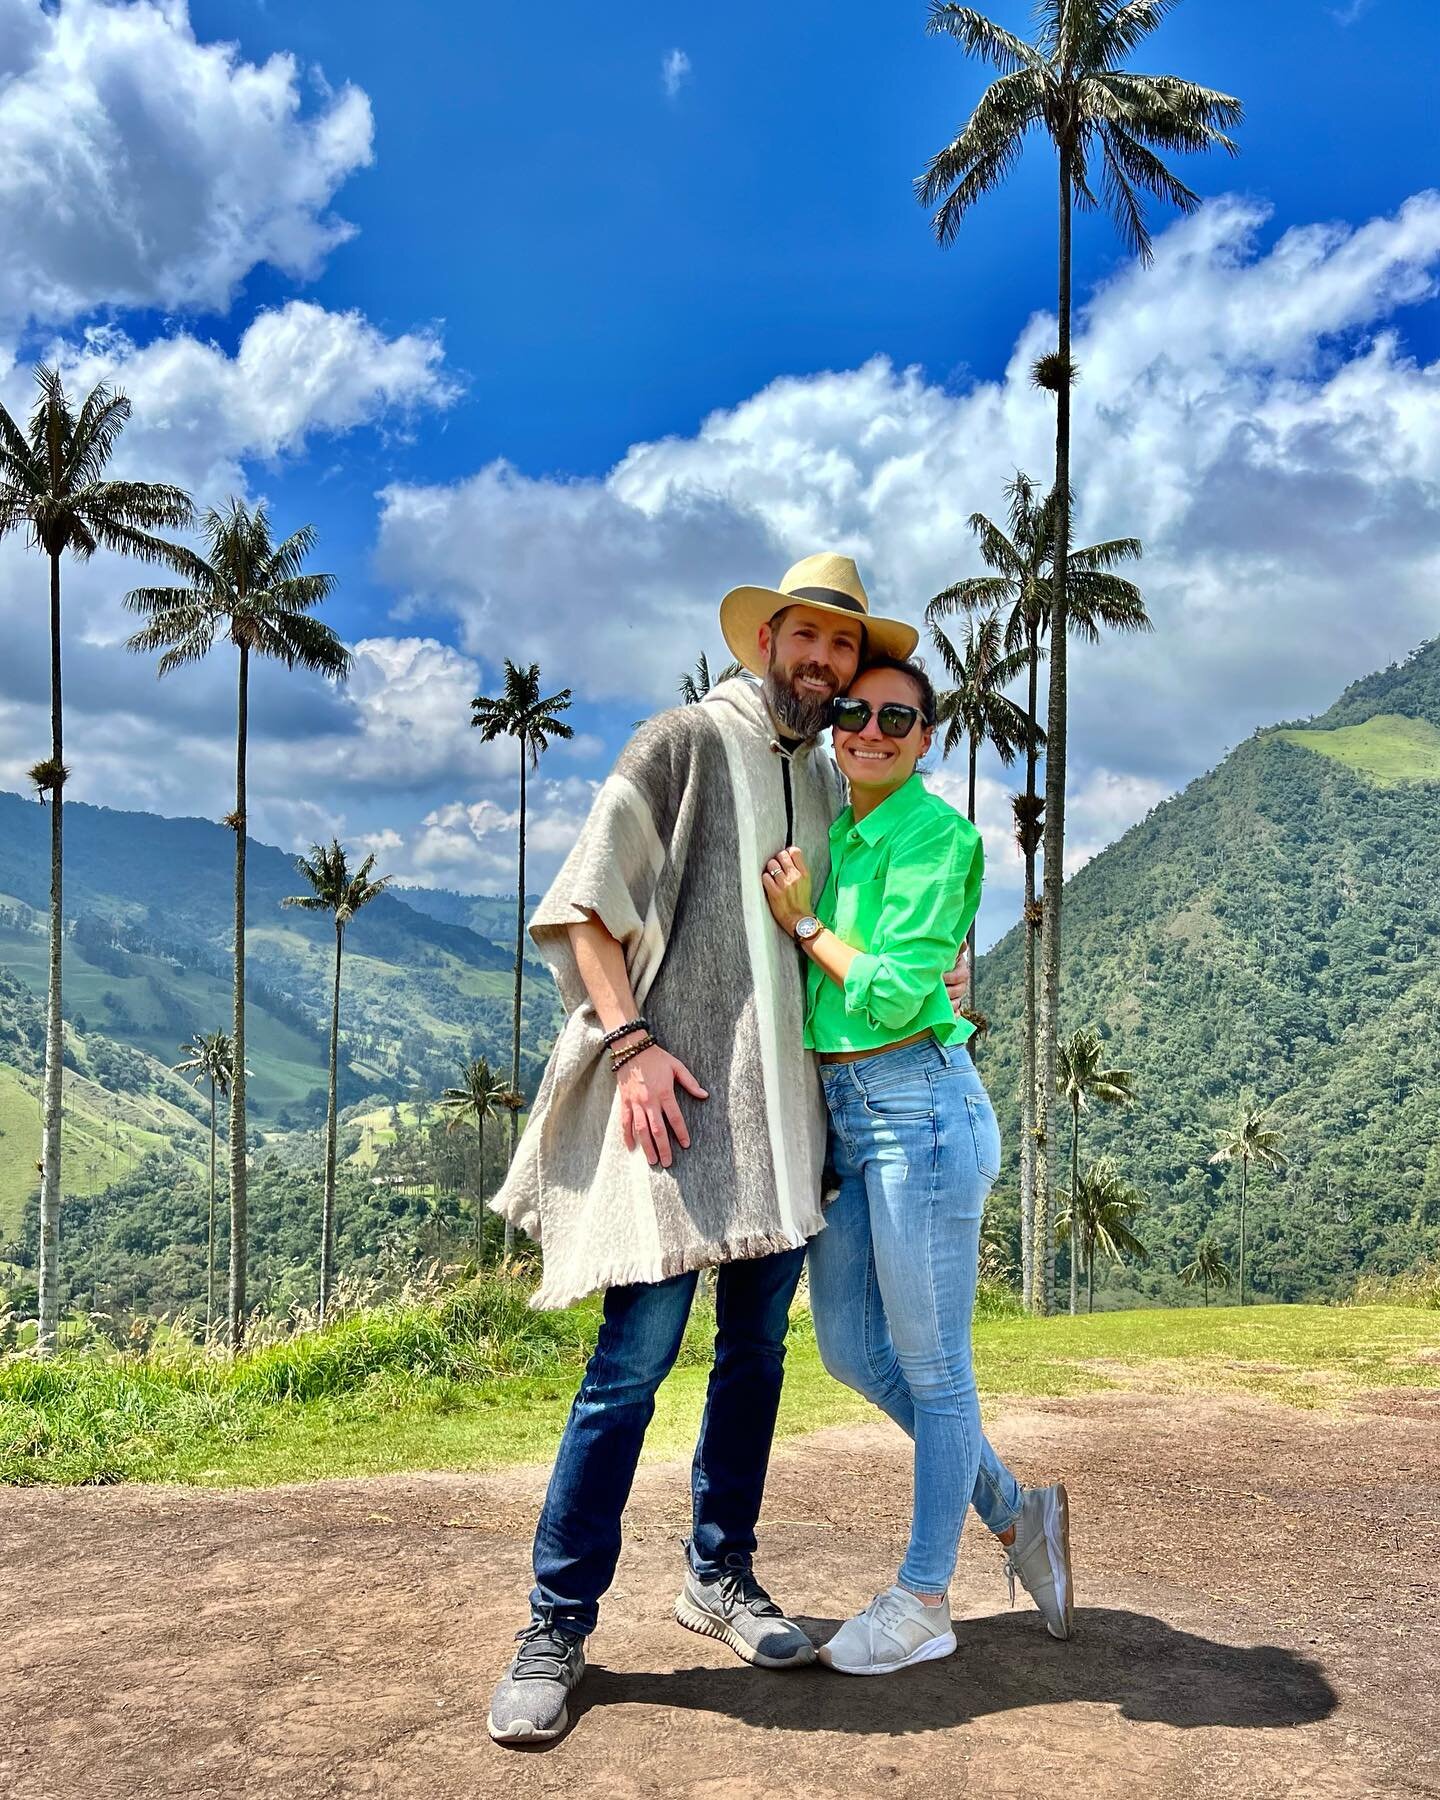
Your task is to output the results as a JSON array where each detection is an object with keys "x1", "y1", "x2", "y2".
[
  {"x1": 762, "y1": 845, "x2": 813, "y2": 935},
  {"x1": 944, "y1": 953, "x2": 971, "y2": 1017},
  {"x1": 618, "y1": 1044, "x2": 709, "y2": 1168}
]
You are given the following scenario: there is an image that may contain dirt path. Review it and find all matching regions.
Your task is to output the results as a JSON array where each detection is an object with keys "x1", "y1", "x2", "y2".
[{"x1": 2, "y1": 1389, "x2": 1438, "y2": 1799}]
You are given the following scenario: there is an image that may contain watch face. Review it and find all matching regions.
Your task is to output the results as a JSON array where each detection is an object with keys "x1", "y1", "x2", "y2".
[{"x1": 795, "y1": 915, "x2": 821, "y2": 940}]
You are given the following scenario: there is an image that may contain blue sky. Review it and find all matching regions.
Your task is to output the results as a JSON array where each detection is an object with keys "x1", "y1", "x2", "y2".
[{"x1": 2, "y1": 0, "x2": 1439, "y2": 947}]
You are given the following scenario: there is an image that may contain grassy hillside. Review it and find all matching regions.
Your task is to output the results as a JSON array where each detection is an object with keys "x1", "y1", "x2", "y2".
[
  {"x1": 976, "y1": 638, "x2": 1440, "y2": 1304},
  {"x1": 0, "y1": 792, "x2": 564, "y2": 1127}
]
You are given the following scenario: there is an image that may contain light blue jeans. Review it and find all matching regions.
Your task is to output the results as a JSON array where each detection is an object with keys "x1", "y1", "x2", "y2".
[{"x1": 809, "y1": 1036, "x2": 1023, "y2": 1594}]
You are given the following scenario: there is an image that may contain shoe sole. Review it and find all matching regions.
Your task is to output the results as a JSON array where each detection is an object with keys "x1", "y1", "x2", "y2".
[
  {"x1": 486, "y1": 1705, "x2": 569, "y2": 1745},
  {"x1": 1043, "y1": 1482, "x2": 1075, "y2": 1640},
  {"x1": 818, "y1": 1628, "x2": 957, "y2": 1676},
  {"x1": 674, "y1": 1595, "x2": 817, "y2": 1669}
]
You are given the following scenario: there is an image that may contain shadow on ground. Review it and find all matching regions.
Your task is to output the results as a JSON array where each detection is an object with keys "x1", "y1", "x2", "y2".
[{"x1": 566, "y1": 1607, "x2": 1338, "y2": 1742}]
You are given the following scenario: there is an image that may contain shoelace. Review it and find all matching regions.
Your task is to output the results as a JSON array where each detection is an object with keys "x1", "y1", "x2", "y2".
[
  {"x1": 716, "y1": 1566, "x2": 783, "y2": 1619},
  {"x1": 865, "y1": 1588, "x2": 919, "y2": 1635},
  {"x1": 511, "y1": 1622, "x2": 580, "y2": 1682}
]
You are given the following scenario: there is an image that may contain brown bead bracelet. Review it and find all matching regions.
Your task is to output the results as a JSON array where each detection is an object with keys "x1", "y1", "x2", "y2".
[{"x1": 611, "y1": 1034, "x2": 658, "y2": 1072}]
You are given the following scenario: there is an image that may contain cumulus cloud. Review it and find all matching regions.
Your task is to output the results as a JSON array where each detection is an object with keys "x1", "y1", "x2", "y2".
[
  {"x1": 0, "y1": 0, "x2": 373, "y2": 328},
  {"x1": 661, "y1": 48, "x2": 691, "y2": 99}
]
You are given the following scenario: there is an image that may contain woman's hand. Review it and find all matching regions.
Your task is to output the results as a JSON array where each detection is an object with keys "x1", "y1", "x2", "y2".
[
  {"x1": 617, "y1": 1044, "x2": 708, "y2": 1169},
  {"x1": 762, "y1": 845, "x2": 813, "y2": 935}
]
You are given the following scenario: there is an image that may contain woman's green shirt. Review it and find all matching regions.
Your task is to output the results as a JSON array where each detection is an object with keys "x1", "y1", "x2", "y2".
[{"x1": 804, "y1": 773, "x2": 982, "y2": 1053}]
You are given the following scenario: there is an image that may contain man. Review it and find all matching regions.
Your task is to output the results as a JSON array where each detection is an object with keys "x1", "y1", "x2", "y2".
[{"x1": 485, "y1": 556, "x2": 1064, "y2": 1745}]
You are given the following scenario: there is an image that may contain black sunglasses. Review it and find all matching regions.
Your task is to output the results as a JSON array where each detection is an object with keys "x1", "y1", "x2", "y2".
[{"x1": 829, "y1": 696, "x2": 926, "y2": 738}]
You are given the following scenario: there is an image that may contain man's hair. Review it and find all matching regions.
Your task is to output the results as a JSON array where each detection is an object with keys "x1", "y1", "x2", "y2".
[{"x1": 856, "y1": 651, "x2": 938, "y2": 726}]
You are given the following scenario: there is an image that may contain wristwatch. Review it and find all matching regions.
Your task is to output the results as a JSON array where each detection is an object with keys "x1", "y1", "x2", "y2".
[{"x1": 793, "y1": 914, "x2": 822, "y2": 943}]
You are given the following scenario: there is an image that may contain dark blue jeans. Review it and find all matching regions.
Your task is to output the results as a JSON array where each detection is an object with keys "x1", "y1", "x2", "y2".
[{"x1": 530, "y1": 1245, "x2": 807, "y2": 1636}]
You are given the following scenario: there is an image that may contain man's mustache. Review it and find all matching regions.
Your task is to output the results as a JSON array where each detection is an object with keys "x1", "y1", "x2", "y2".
[{"x1": 789, "y1": 662, "x2": 838, "y2": 690}]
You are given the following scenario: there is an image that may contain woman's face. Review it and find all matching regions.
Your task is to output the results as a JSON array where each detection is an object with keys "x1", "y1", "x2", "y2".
[{"x1": 831, "y1": 667, "x2": 932, "y2": 797}]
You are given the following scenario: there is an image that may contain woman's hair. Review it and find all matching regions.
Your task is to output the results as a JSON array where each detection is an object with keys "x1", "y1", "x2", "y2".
[{"x1": 855, "y1": 651, "x2": 938, "y2": 727}]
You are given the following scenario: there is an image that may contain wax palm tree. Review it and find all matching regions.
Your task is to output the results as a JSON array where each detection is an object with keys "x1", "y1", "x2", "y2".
[
  {"x1": 928, "y1": 470, "x2": 1146, "y2": 1311},
  {"x1": 172, "y1": 1029, "x2": 235, "y2": 1335},
  {"x1": 0, "y1": 367, "x2": 195, "y2": 1352},
  {"x1": 126, "y1": 501, "x2": 350, "y2": 1347},
  {"x1": 471, "y1": 661, "x2": 573, "y2": 1252},
  {"x1": 679, "y1": 652, "x2": 744, "y2": 703},
  {"x1": 282, "y1": 841, "x2": 392, "y2": 1320},
  {"x1": 1057, "y1": 1026, "x2": 1137, "y2": 1313},
  {"x1": 930, "y1": 612, "x2": 1034, "y2": 1009},
  {"x1": 1061, "y1": 1155, "x2": 1147, "y2": 1312},
  {"x1": 1208, "y1": 1105, "x2": 1287, "y2": 1306},
  {"x1": 920, "y1": 4, "x2": 1239, "y2": 1317},
  {"x1": 1179, "y1": 1236, "x2": 1230, "y2": 1308},
  {"x1": 439, "y1": 1057, "x2": 522, "y2": 1255}
]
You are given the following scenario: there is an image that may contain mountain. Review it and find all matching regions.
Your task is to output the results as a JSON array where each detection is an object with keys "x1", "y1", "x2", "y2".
[
  {"x1": 976, "y1": 638, "x2": 1440, "y2": 1305},
  {"x1": 0, "y1": 791, "x2": 563, "y2": 1147}
]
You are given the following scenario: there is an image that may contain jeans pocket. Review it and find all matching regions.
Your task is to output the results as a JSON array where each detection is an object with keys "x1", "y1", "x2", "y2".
[
  {"x1": 965, "y1": 1093, "x2": 1002, "y2": 1182},
  {"x1": 862, "y1": 1076, "x2": 933, "y2": 1123}
]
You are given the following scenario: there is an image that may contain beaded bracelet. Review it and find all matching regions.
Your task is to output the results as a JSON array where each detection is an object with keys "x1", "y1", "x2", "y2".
[
  {"x1": 602, "y1": 1017, "x2": 649, "y2": 1049},
  {"x1": 611, "y1": 1035, "x2": 658, "y2": 1071}
]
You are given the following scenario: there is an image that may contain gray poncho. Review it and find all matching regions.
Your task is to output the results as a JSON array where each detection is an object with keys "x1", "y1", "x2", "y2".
[{"x1": 491, "y1": 677, "x2": 844, "y2": 1309}]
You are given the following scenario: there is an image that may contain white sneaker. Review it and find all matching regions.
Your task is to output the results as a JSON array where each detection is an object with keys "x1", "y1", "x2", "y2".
[
  {"x1": 1003, "y1": 1483, "x2": 1074, "y2": 1639},
  {"x1": 818, "y1": 1585, "x2": 957, "y2": 1676}
]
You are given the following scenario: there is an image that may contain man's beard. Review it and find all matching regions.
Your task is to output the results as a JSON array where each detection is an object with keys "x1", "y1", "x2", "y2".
[{"x1": 763, "y1": 659, "x2": 837, "y2": 739}]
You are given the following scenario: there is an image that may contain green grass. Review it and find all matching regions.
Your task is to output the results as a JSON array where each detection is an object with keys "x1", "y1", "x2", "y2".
[
  {"x1": 3, "y1": 1286, "x2": 1436, "y2": 1489},
  {"x1": 1276, "y1": 713, "x2": 1440, "y2": 786}
]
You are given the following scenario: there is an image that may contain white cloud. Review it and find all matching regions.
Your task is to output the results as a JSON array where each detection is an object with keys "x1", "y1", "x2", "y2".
[
  {"x1": 661, "y1": 48, "x2": 691, "y2": 99},
  {"x1": 374, "y1": 189, "x2": 1440, "y2": 929},
  {"x1": 381, "y1": 778, "x2": 600, "y2": 892},
  {"x1": 0, "y1": 0, "x2": 373, "y2": 328}
]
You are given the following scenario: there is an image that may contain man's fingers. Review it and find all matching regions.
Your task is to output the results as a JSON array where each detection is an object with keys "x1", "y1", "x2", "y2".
[
  {"x1": 661, "y1": 1091, "x2": 691, "y2": 1152},
  {"x1": 671, "y1": 1058, "x2": 709, "y2": 1099},
  {"x1": 646, "y1": 1106, "x2": 673, "y2": 1169},
  {"x1": 631, "y1": 1108, "x2": 658, "y2": 1166}
]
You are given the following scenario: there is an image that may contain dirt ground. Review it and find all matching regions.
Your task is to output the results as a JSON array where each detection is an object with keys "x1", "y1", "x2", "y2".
[{"x1": 2, "y1": 1388, "x2": 1438, "y2": 1800}]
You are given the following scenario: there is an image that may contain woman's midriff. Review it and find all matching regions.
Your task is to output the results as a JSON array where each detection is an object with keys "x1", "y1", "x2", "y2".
[{"x1": 817, "y1": 1027, "x2": 933, "y2": 1067}]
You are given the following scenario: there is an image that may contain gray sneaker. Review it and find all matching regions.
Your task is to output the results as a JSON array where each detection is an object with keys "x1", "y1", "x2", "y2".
[
  {"x1": 486, "y1": 1620, "x2": 587, "y2": 1744},
  {"x1": 674, "y1": 1563, "x2": 816, "y2": 1668},
  {"x1": 1003, "y1": 1482, "x2": 1075, "y2": 1640}
]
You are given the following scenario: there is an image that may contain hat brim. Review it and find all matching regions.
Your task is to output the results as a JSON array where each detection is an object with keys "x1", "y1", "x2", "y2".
[{"x1": 719, "y1": 585, "x2": 919, "y2": 678}]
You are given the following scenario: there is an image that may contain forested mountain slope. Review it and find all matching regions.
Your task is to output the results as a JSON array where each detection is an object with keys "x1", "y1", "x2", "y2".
[
  {"x1": 0, "y1": 792, "x2": 562, "y2": 1134},
  {"x1": 976, "y1": 639, "x2": 1440, "y2": 1303}
]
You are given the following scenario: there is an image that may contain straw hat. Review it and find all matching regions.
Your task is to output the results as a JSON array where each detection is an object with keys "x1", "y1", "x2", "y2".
[{"x1": 719, "y1": 552, "x2": 919, "y2": 678}]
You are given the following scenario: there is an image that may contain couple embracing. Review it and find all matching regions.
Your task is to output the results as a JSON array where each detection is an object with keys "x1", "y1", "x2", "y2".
[{"x1": 486, "y1": 555, "x2": 1074, "y2": 1745}]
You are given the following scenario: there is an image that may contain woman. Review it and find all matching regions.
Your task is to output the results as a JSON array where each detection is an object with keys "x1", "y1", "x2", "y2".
[{"x1": 761, "y1": 653, "x2": 1074, "y2": 1676}]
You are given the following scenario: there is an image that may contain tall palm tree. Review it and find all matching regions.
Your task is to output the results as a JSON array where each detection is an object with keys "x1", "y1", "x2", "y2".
[
  {"x1": 0, "y1": 367, "x2": 194, "y2": 1353},
  {"x1": 930, "y1": 612, "x2": 1034, "y2": 1009},
  {"x1": 920, "y1": 4, "x2": 1238, "y2": 1318},
  {"x1": 172, "y1": 1030, "x2": 235, "y2": 1335},
  {"x1": 1061, "y1": 1155, "x2": 1147, "y2": 1312},
  {"x1": 1180, "y1": 1236, "x2": 1230, "y2": 1308},
  {"x1": 1208, "y1": 1105, "x2": 1287, "y2": 1306},
  {"x1": 1057, "y1": 1026, "x2": 1137, "y2": 1313},
  {"x1": 679, "y1": 652, "x2": 744, "y2": 703},
  {"x1": 282, "y1": 841, "x2": 391, "y2": 1320},
  {"x1": 439, "y1": 1057, "x2": 521, "y2": 1255},
  {"x1": 928, "y1": 471, "x2": 1147, "y2": 1310},
  {"x1": 126, "y1": 501, "x2": 350, "y2": 1347},
  {"x1": 471, "y1": 661, "x2": 573, "y2": 1253}
]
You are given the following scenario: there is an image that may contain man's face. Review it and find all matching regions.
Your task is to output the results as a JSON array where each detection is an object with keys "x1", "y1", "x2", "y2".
[{"x1": 759, "y1": 605, "x2": 864, "y2": 738}]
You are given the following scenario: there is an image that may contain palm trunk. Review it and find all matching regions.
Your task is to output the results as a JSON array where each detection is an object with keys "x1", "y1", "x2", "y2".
[
  {"x1": 206, "y1": 1082, "x2": 216, "y2": 1335},
  {"x1": 965, "y1": 733, "x2": 978, "y2": 1017},
  {"x1": 506, "y1": 745, "x2": 526, "y2": 1259},
  {"x1": 319, "y1": 921, "x2": 343, "y2": 1322},
  {"x1": 1203, "y1": 1270, "x2": 1209, "y2": 1308},
  {"x1": 1068, "y1": 1100, "x2": 1080, "y2": 1317},
  {"x1": 228, "y1": 643, "x2": 249, "y2": 1349},
  {"x1": 1238, "y1": 1155, "x2": 1248, "y2": 1307},
  {"x1": 1036, "y1": 137, "x2": 1075, "y2": 1318},
  {"x1": 37, "y1": 550, "x2": 65, "y2": 1354},
  {"x1": 1086, "y1": 1237, "x2": 1094, "y2": 1313},
  {"x1": 1020, "y1": 627, "x2": 1040, "y2": 1312},
  {"x1": 475, "y1": 1116, "x2": 485, "y2": 1257}
]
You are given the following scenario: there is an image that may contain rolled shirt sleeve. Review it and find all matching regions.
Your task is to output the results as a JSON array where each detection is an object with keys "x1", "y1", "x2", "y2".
[{"x1": 841, "y1": 811, "x2": 983, "y2": 1032}]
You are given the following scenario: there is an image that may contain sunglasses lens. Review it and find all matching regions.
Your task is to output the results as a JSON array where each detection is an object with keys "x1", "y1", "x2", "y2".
[
  {"x1": 830, "y1": 698, "x2": 869, "y2": 729},
  {"x1": 878, "y1": 705, "x2": 919, "y2": 738}
]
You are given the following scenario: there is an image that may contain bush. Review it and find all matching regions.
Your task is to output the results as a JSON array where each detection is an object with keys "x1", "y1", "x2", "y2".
[{"x1": 1349, "y1": 1259, "x2": 1440, "y2": 1309}]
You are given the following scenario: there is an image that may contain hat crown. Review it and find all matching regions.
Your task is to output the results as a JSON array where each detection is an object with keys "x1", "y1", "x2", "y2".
[{"x1": 778, "y1": 552, "x2": 870, "y2": 618}]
